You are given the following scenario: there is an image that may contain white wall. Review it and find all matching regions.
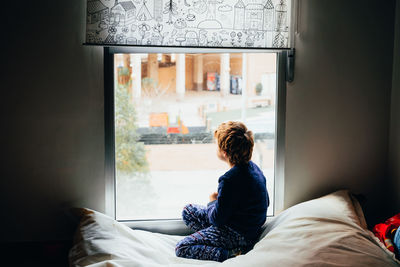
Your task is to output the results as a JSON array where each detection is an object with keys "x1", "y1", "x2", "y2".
[
  {"x1": 284, "y1": 0, "x2": 396, "y2": 226},
  {"x1": 389, "y1": 0, "x2": 400, "y2": 208},
  {"x1": 1, "y1": 1, "x2": 105, "y2": 241}
]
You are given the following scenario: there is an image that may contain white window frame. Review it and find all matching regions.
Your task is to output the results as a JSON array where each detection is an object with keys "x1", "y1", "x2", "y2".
[{"x1": 104, "y1": 46, "x2": 287, "y2": 234}]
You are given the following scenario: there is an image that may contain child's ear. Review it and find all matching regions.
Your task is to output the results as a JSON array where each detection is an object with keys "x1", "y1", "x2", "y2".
[{"x1": 222, "y1": 151, "x2": 229, "y2": 161}]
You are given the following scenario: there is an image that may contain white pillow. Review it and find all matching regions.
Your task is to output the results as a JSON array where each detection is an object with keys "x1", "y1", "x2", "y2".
[{"x1": 220, "y1": 190, "x2": 399, "y2": 267}]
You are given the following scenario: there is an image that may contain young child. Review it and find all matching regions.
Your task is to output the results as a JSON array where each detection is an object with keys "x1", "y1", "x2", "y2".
[{"x1": 175, "y1": 121, "x2": 269, "y2": 262}]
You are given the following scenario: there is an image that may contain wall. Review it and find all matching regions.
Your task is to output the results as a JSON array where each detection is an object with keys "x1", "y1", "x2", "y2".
[
  {"x1": 185, "y1": 56, "x2": 194, "y2": 90},
  {"x1": 285, "y1": 0, "x2": 396, "y2": 226},
  {"x1": 389, "y1": 0, "x2": 400, "y2": 208},
  {"x1": 246, "y1": 54, "x2": 276, "y2": 97},
  {"x1": 158, "y1": 66, "x2": 177, "y2": 94},
  {"x1": 152, "y1": 55, "x2": 199, "y2": 93},
  {"x1": 230, "y1": 54, "x2": 243, "y2": 76},
  {"x1": 1, "y1": 0, "x2": 105, "y2": 242}
]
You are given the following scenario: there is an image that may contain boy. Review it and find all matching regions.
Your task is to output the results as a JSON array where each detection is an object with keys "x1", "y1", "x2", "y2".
[{"x1": 175, "y1": 121, "x2": 269, "y2": 262}]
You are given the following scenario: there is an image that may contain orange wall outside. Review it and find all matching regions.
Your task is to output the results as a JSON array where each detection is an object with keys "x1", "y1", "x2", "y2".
[
  {"x1": 158, "y1": 65, "x2": 176, "y2": 94},
  {"x1": 185, "y1": 56, "x2": 194, "y2": 90},
  {"x1": 230, "y1": 54, "x2": 243, "y2": 76},
  {"x1": 154, "y1": 55, "x2": 194, "y2": 93}
]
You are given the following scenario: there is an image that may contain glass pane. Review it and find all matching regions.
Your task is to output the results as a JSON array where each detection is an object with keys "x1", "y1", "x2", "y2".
[{"x1": 114, "y1": 53, "x2": 276, "y2": 220}]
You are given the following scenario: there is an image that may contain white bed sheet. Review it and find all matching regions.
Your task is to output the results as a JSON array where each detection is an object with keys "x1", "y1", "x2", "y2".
[{"x1": 69, "y1": 190, "x2": 400, "y2": 267}]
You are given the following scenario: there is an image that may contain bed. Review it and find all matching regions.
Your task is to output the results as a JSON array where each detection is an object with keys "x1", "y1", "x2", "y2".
[{"x1": 69, "y1": 190, "x2": 400, "y2": 266}]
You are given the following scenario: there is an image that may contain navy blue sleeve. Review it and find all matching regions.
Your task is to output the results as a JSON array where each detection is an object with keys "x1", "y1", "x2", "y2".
[{"x1": 206, "y1": 177, "x2": 237, "y2": 227}]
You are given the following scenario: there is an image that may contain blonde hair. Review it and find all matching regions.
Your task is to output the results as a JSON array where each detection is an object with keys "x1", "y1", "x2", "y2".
[{"x1": 214, "y1": 121, "x2": 254, "y2": 165}]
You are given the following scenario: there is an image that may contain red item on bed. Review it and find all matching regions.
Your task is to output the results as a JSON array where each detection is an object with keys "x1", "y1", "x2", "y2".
[{"x1": 373, "y1": 213, "x2": 400, "y2": 253}]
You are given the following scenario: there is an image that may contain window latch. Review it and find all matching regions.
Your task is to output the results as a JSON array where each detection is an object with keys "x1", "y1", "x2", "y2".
[{"x1": 286, "y1": 48, "x2": 295, "y2": 83}]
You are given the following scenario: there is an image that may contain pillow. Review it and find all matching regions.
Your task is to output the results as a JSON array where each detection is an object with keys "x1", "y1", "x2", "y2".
[
  {"x1": 221, "y1": 190, "x2": 400, "y2": 266},
  {"x1": 69, "y1": 190, "x2": 400, "y2": 267},
  {"x1": 69, "y1": 208, "x2": 193, "y2": 266}
]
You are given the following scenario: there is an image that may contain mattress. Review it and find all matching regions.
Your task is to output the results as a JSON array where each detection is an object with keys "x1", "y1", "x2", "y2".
[{"x1": 69, "y1": 190, "x2": 400, "y2": 267}]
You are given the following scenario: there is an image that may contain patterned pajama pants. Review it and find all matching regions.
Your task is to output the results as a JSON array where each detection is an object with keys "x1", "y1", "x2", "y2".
[{"x1": 175, "y1": 204, "x2": 253, "y2": 262}]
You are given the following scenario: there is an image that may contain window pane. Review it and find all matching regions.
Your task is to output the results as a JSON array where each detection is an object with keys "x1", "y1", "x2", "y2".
[{"x1": 114, "y1": 53, "x2": 276, "y2": 220}]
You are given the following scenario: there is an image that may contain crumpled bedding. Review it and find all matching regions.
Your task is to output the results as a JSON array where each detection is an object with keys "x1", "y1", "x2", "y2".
[{"x1": 69, "y1": 190, "x2": 400, "y2": 267}]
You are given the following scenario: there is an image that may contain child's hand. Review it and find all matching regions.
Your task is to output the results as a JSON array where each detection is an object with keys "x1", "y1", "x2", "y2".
[{"x1": 209, "y1": 192, "x2": 218, "y2": 202}]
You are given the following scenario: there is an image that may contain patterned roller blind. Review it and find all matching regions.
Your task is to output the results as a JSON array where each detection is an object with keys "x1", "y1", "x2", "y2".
[{"x1": 86, "y1": 0, "x2": 291, "y2": 48}]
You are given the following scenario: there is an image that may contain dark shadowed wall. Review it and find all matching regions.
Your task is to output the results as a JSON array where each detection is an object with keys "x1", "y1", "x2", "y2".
[
  {"x1": 1, "y1": 0, "x2": 105, "y2": 242},
  {"x1": 284, "y1": 0, "x2": 396, "y2": 226},
  {"x1": 389, "y1": 0, "x2": 400, "y2": 208}
]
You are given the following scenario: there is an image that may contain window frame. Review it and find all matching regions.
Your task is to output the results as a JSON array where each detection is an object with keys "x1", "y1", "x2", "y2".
[{"x1": 104, "y1": 46, "x2": 287, "y2": 234}]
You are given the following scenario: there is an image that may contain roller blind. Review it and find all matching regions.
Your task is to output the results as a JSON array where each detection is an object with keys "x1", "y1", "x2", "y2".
[{"x1": 86, "y1": 0, "x2": 291, "y2": 48}]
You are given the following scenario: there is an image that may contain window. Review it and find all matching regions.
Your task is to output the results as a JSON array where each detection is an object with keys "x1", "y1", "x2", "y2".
[{"x1": 105, "y1": 47, "x2": 286, "y2": 223}]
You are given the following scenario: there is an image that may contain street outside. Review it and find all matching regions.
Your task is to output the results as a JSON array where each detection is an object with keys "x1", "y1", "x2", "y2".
[{"x1": 116, "y1": 91, "x2": 276, "y2": 220}]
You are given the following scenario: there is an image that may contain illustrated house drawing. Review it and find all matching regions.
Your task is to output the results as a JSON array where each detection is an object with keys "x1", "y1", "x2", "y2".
[
  {"x1": 245, "y1": 2, "x2": 264, "y2": 30},
  {"x1": 234, "y1": 0, "x2": 277, "y2": 31},
  {"x1": 87, "y1": 0, "x2": 109, "y2": 24},
  {"x1": 110, "y1": 0, "x2": 136, "y2": 26},
  {"x1": 263, "y1": 0, "x2": 274, "y2": 31},
  {"x1": 234, "y1": 0, "x2": 245, "y2": 30}
]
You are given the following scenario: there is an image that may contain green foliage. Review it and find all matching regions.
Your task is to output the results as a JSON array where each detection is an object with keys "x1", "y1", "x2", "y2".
[
  {"x1": 255, "y1": 82, "x2": 263, "y2": 94},
  {"x1": 118, "y1": 66, "x2": 130, "y2": 77},
  {"x1": 115, "y1": 84, "x2": 148, "y2": 174},
  {"x1": 142, "y1": 77, "x2": 157, "y2": 90}
]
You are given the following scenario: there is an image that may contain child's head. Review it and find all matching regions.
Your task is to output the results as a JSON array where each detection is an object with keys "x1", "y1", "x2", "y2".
[{"x1": 214, "y1": 121, "x2": 254, "y2": 166}]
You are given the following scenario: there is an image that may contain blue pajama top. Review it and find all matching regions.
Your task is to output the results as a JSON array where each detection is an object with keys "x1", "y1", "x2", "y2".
[{"x1": 207, "y1": 161, "x2": 269, "y2": 242}]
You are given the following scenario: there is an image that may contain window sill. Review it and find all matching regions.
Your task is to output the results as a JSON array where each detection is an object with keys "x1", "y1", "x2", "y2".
[
  {"x1": 121, "y1": 219, "x2": 192, "y2": 236},
  {"x1": 120, "y1": 216, "x2": 276, "y2": 236}
]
